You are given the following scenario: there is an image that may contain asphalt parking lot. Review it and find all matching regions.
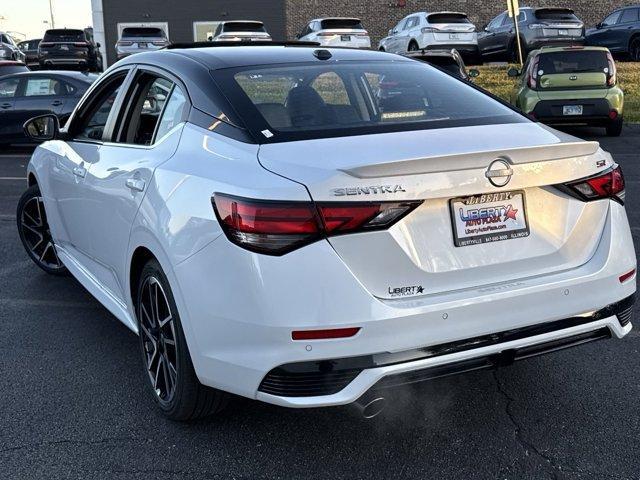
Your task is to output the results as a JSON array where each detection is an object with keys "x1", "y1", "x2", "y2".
[{"x1": 1, "y1": 126, "x2": 640, "y2": 480}]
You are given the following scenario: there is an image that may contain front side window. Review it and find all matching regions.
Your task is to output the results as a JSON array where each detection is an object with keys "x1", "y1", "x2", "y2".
[
  {"x1": 74, "y1": 75, "x2": 126, "y2": 141},
  {"x1": 602, "y1": 11, "x2": 622, "y2": 27},
  {"x1": 487, "y1": 14, "x2": 505, "y2": 30},
  {"x1": 0, "y1": 78, "x2": 19, "y2": 97},
  {"x1": 216, "y1": 61, "x2": 524, "y2": 142}
]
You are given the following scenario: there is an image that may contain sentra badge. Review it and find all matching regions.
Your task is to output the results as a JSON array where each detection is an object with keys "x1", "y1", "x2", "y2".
[{"x1": 332, "y1": 185, "x2": 406, "y2": 196}]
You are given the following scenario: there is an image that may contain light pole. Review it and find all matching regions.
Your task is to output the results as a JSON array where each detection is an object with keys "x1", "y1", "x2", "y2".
[{"x1": 48, "y1": 0, "x2": 55, "y2": 28}]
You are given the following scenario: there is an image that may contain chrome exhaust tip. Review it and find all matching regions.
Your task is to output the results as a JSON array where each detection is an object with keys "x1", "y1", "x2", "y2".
[{"x1": 352, "y1": 394, "x2": 386, "y2": 419}]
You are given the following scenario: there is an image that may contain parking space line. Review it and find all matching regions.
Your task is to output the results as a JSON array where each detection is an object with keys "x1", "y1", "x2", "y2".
[
  {"x1": 0, "y1": 297, "x2": 102, "y2": 310},
  {"x1": 0, "y1": 177, "x2": 25, "y2": 181}
]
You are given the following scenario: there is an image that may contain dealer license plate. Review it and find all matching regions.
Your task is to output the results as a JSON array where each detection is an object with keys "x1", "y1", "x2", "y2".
[
  {"x1": 450, "y1": 191, "x2": 530, "y2": 247},
  {"x1": 341, "y1": 35, "x2": 351, "y2": 41},
  {"x1": 449, "y1": 33, "x2": 460, "y2": 40}
]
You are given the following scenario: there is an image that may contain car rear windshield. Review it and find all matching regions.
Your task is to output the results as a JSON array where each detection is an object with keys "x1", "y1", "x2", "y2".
[
  {"x1": 320, "y1": 19, "x2": 364, "y2": 30},
  {"x1": 427, "y1": 13, "x2": 471, "y2": 24},
  {"x1": 213, "y1": 61, "x2": 524, "y2": 142},
  {"x1": 538, "y1": 51, "x2": 608, "y2": 74},
  {"x1": 223, "y1": 22, "x2": 266, "y2": 32},
  {"x1": 43, "y1": 29, "x2": 85, "y2": 42},
  {"x1": 534, "y1": 9, "x2": 580, "y2": 22},
  {"x1": 121, "y1": 27, "x2": 166, "y2": 38}
]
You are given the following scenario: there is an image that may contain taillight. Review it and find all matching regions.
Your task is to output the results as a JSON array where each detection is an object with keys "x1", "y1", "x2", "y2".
[
  {"x1": 317, "y1": 32, "x2": 336, "y2": 37},
  {"x1": 117, "y1": 40, "x2": 133, "y2": 46},
  {"x1": 212, "y1": 194, "x2": 422, "y2": 255},
  {"x1": 74, "y1": 42, "x2": 88, "y2": 47},
  {"x1": 561, "y1": 166, "x2": 625, "y2": 203},
  {"x1": 421, "y1": 27, "x2": 438, "y2": 33},
  {"x1": 38, "y1": 42, "x2": 54, "y2": 48},
  {"x1": 152, "y1": 40, "x2": 168, "y2": 46},
  {"x1": 528, "y1": 56, "x2": 539, "y2": 89},
  {"x1": 606, "y1": 51, "x2": 616, "y2": 87}
]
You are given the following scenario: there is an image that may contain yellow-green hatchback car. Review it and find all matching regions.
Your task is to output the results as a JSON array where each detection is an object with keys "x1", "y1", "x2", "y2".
[{"x1": 508, "y1": 46, "x2": 623, "y2": 136}]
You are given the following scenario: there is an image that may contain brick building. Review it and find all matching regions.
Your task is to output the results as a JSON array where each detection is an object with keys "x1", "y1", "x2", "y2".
[{"x1": 92, "y1": 0, "x2": 638, "y2": 66}]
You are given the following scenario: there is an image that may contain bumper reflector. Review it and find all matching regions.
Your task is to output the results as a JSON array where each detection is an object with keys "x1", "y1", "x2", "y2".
[
  {"x1": 292, "y1": 327, "x2": 360, "y2": 341},
  {"x1": 619, "y1": 269, "x2": 636, "y2": 284}
]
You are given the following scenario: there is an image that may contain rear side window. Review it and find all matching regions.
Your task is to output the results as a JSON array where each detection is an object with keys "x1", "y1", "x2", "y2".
[
  {"x1": 43, "y1": 29, "x2": 85, "y2": 42},
  {"x1": 320, "y1": 19, "x2": 364, "y2": 30},
  {"x1": 534, "y1": 9, "x2": 580, "y2": 22},
  {"x1": 538, "y1": 51, "x2": 608, "y2": 74},
  {"x1": 121, "y1": 27, "x2": 166, "y2": 38},
  {"x1": 154, "y1": 86, "x2": 187, "y2": 140},
  {"x1": 620, "y1": 9, "x2": 639, "y2": 24},
  {"x1": 427, "y1": 13, "x2": 470, "y2": 24},
  {"x1": 222, "y1": 22, "x2": 265, "y2": 32},
  {"x1": 24, "y1": 78, "x2": 71, "y2": 96},
  {"x1": 601, "y1": 11, "x2": 622, "y2": 27},
  {"x1": 0, "y1": 65, "x2": 28, "y2": 76}
]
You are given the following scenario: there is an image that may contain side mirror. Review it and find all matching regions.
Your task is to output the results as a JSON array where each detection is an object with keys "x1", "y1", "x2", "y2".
[
  {"x1": 468, "y1": 68, "x2": 480, "y2": 78},
  {"x1": 24, "y1": 114, "x2": 59, "y2": 142},
  {"x1": 507, "y1": 67, "x2": 521, "y2": 78},
  {"x1": 483, "y1": 25, "x2": 490, "y2": 32},
  {"x1": 96, "y1": 42, "x2": 101, "y2": 48}
]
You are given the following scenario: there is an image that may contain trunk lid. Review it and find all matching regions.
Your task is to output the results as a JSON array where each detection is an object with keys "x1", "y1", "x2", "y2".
[
  {"x1": 258, "y1": 123, "x2": 611, "y2": 299},
  {"x1": 539, "y1": 72, "x2": 607, "y2": 90}
]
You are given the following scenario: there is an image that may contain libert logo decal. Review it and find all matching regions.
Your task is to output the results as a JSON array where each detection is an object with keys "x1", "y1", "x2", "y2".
[
  {"x1": 459, "y1": 204, "x2": 518, "y2": 225},
  {"x1": 388, "y1": 285, "x2": 424, "y2": 297}
]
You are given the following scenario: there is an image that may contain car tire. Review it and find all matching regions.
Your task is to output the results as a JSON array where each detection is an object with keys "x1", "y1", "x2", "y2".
[
  {"x1": 136, "y1": 258, "x2": 229, "y2": 421},
  {"x1": 16, "y1": 184, "x2": 68, "y2": 276},
  {"x1": 408, "y1": 41, "x2": 419, "y2": 52},
  {"x1": 630, "y1": 37, "x2": 640, "y2": 62},
  {"x1": 606, "y1": 117, "x2": 623, "y2": 137}
]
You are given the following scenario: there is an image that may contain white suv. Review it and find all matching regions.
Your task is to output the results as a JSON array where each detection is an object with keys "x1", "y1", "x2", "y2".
[
  {"x1": 297, "y1": 18, "x2": 371, "y2": 48},
  {"x1": 379, "y1": 12, "x2": 478, "y2": 60}
]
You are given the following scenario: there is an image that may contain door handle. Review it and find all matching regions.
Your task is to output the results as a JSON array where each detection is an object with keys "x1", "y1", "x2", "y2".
[
  {"x1": 72, "y1": 165, "x2": 86, "y2": 178},
  {"x1": 125, "y1": 178, "x2": 145, "y2": 192},
  {"x1": 0, "y1": 103, "x2": 11, "y2": 109},
  {"x1": 51, "y1": 100, "x2": 63, "y2": 106}
]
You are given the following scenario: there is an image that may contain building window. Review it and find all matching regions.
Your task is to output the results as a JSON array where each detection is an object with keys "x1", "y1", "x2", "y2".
[{"x1": 193, "y1": 21, "x2": 222, "y2": 42}]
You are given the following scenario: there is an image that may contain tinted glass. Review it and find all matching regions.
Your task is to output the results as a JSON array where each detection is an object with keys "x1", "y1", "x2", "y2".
[
  {"x1": 0, "y1": 65, "x2": 28, "y2": 75},
  {"x1": 427, "y1": 13, "x2": 470, "y2": 24},
  {"x1": 0, "y1": 77, "x2": 19, "y2": 97},
  {"x1": 320, "y1": 19, "x2": 364, "y2": 30},
  {"x1": 534, "y1": 9, "x2": 580, "y2": 22},
  {"x1": 76, "y1": 77, "x2": 125, "y2": 141},
  {"x1": 121, "y1": 27, "x2": 165, "y2": 38},
  {"x1": 602, "y1": 11, "x2": 621, "y2": 26},
  {"x1": 223, "y1": 22, "x2": 265, "y2": 32},
  {"x1": 24, "y1": 78, "x2": 67, "y2": 96},
  {"x1": 620, "y1": 8, "x2": 639, "y2": 23},
  {"x1": 155, "y1": 85, "x2": 187, "y2": 140},
  {"x1": 43, "y1": 29, "x2": 85, "y2": 42},
  {"x1": 488, "y1": 14, "x2": 505, "y2": 29},
  {"x1": 538, "y1": 51, "x2": 608, "y2": 74},
  {"x1": 121, "y1": 76, "x2": 173, "y2": 145},
  {"x1": 501, "y1": 11, "x2": 525, "y2": 26},
  {"x1": 219, "y1": 61, "x2": 523, "y2": 142}
]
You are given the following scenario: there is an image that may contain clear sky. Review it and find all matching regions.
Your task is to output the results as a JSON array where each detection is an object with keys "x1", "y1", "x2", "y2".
[{"x1": 0, "y1": 0, "x2": 92, "y2": 40}]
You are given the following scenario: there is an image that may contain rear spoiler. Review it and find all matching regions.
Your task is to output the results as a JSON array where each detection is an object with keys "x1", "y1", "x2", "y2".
[{"x1": 534, "y1": 7, "x2": 575, "y2": 15}]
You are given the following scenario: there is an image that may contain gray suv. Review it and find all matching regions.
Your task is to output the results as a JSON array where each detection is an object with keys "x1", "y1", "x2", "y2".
[
  {"x1": 478, "y1": 7, "x2": 584, "y2": 61},
  {"x1": 116, "y1": 27, "x2": 169, "y2": 60},
  {"x1": 0, "y1": 32, "x2": 26, "y2": 63}
]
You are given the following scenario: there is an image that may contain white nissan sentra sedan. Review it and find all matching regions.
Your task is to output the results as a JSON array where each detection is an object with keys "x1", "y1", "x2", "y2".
[{"x1": 17, "y1": 43, "x2": 635, "y2": 420}]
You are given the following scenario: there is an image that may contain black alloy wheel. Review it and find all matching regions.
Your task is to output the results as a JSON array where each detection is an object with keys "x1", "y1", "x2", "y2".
[{"x1": 17, "y1": 185, "x2": 68, "y2": 275}]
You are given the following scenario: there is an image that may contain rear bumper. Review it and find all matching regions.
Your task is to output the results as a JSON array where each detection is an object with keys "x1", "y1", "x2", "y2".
[
  {"x1": 531, "y1": 98, "x2": 617, "y2": 125},
  {"x1": 258, "y1": 294, "x2": 634, "y2": 402},
  {"x1": 420, "y1": 42, "x2": 479, "y2": 55},
  {"x1": 526, "y1": 37, "x2": 585, "y2": 50},
  {"x1": 173, "y1": 201, "x2": 636, "y2": 407}
]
